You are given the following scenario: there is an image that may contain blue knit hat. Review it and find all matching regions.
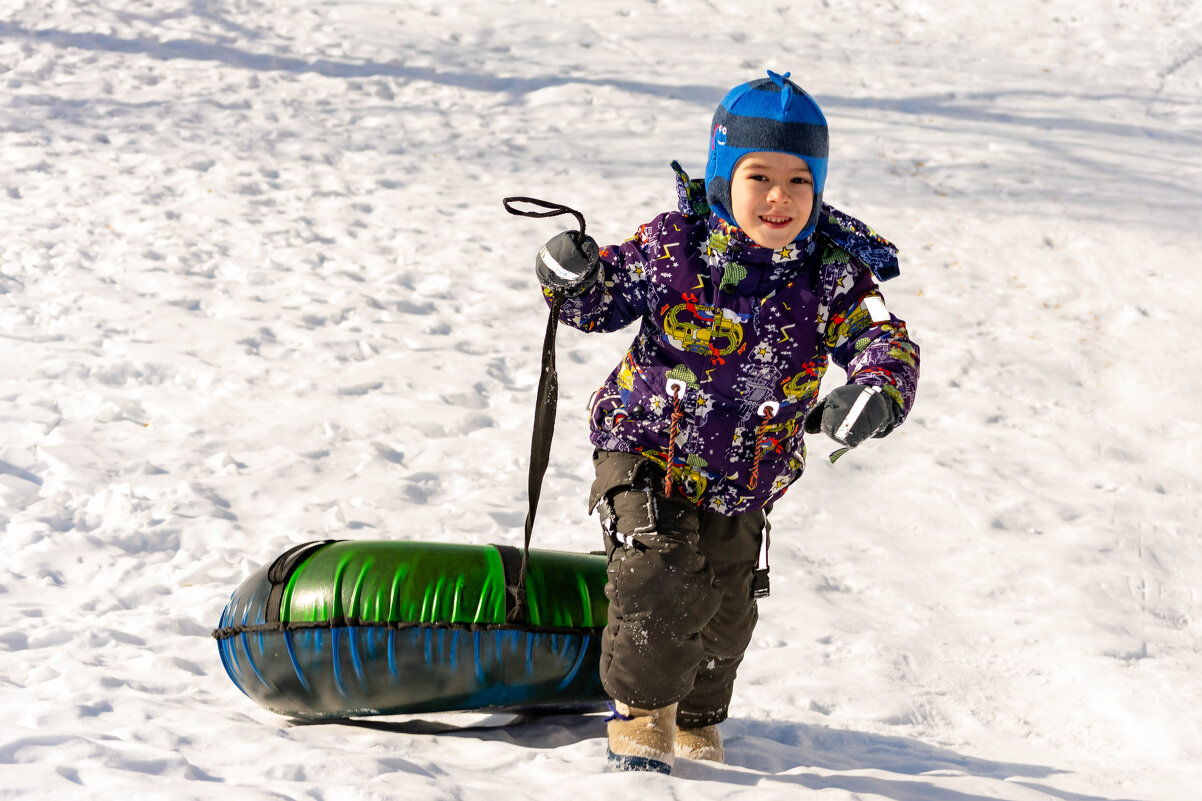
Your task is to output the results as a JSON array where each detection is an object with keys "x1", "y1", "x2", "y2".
[{"x1": 705, "y1": 70, "x2": 829, "y2": 241}]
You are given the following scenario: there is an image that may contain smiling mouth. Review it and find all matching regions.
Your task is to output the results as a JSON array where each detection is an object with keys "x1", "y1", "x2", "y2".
[{"x1": 761, "y1": 215, "x2": 793, "y2": 226}]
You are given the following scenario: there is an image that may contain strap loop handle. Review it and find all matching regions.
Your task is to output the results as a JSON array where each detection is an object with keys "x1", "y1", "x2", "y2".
[
  {"x1": 501, "y1": 195, "x2": 588, "y2": 623},
  {"x1": 503, "y1": 196, "x2": 587, "y2": 244}
]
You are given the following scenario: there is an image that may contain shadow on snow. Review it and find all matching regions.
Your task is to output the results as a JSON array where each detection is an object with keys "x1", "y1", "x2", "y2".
[
  {"x1": 7, "y1": 21, "x2": 1201, "y2": 231},
  {"x1": 295, "y1": 711, "x2": 1141, "y2": 801},
  {"x1": 0, "y1": 23, "x2": 723, "y2": 106}
]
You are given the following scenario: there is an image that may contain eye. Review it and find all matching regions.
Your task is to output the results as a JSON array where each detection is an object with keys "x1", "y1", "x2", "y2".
[{"x1": 791, "y1": 176, "x2": 812, "y2": 186}]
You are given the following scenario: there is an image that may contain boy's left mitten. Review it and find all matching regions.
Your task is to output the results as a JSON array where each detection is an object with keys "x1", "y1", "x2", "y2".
[
  {"x1": 805, "y1": 384, "x2": 900, "y2": 449},
  {"x1": 536, "y1": 231, "x2": 600, "y2": 294}
]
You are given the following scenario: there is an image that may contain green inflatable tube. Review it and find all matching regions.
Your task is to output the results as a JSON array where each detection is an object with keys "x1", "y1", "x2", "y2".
[{"x1": 213, "y1": 540, "x2": 610, "y2": 718}]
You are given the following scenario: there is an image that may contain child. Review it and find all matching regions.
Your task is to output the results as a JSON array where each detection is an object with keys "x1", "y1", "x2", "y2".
[{"x1": 532, "y1": 71, "x2": 920, "y2": 773}]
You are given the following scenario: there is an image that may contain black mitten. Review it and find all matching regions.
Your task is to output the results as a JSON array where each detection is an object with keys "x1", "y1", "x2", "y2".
[
  {"x1": 536, "y1": 231, "x2": 600, "y2": 293},
  {"x1": 804, "y1": 384, "x2": 900, "y2": 449}
]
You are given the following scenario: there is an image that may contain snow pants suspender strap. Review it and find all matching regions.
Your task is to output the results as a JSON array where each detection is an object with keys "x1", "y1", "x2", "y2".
[
  {"x1": 503, "y1": 196, "x2": 588, "y2": 624},
  {"x1": 752, "y1": 515, "x2": 771, "y2": 598}
]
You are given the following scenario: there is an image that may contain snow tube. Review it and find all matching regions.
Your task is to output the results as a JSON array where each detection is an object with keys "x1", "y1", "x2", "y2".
[{"x1": 212, "y1": 540, "x2": 609, "y2": 719}]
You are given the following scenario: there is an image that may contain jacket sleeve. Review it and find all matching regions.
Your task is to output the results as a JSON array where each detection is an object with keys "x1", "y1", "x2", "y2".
[
  {"x1": 544, "y1": 215, "x2": 668, "y2": 333},
  {"x1": 824, "y1": 263, "x2": 920, "y2": 425}
]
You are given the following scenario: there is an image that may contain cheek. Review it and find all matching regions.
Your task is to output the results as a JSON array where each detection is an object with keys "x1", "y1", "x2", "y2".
[
  {"x1": 729, "y1": 181, "x2": 758, "y2": 224},
  {"x1": 730, "y1": 179, "x2": 749, "y2": 208}
]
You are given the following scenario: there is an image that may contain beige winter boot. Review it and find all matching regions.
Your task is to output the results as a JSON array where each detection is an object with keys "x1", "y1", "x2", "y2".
[
  {"x1": 674, "y1": 724, "x2": 724, "y2": 762},
  {"x1": 605, "y1": 701, "x2": 677, "y2": 774}
]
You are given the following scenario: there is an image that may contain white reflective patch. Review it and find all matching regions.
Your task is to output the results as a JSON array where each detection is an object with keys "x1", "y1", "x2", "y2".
[
  {"x1": 864, "y1": 295, "x2": 889, "y2": 324},
  {"x1": 538, "y1": 245, "x2": 578, "y2": 281},
  {"x1": 835, "y1": 385, "x2": 881, "y2": 443}
]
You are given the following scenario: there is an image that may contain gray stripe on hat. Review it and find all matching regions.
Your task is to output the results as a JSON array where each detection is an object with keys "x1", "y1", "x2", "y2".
[{"x1": 715, "y1": 112, "x2": 828, "y2": 157}]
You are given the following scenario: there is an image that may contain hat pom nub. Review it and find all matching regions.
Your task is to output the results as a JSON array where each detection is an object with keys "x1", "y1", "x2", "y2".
[
  {"x1": 768, "y1": 69, "x2": 794, "y2": 109},
  {"x1": 704, "y1": 70, "x2": 829, "y2": 242}
]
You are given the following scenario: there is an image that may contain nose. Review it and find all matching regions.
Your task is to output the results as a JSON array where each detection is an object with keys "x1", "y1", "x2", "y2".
[{"x1": 766, "y1": 183, "x2": 789, "y2": 203}]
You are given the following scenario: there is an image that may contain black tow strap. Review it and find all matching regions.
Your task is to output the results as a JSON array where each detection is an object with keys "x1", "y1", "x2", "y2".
[
  {"x1": 263, "y1": 539, "x2": 339, "y2": 624},
  {"x1": 501, "y1": 196, "x2": 588, "y2": 624}
]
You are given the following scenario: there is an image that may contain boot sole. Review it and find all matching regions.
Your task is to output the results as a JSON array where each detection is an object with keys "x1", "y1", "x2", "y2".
[{"x1": 605, "y1": 748, "x2": 672, "y2": 775}]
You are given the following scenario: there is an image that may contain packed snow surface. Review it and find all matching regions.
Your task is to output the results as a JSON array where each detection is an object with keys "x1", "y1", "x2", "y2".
[{"x1": 2, "y1": 0, "x2": 1200, "y2": 798}]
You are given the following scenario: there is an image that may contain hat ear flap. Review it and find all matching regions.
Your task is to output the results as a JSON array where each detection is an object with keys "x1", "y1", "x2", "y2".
[
  {"x1": 704, "y1": 174, "x2": 736, "y2": 228},
  {"x1": 798, "y1": 189, "x2": 823, "y2": 240}
]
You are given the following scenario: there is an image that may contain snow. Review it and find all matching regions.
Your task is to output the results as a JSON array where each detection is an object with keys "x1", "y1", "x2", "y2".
[{"x1": 2, "y1": 0, "x2": 1200, "y2": 798}]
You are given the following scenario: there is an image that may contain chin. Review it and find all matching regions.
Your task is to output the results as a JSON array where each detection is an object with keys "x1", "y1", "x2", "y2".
[{"x1": 750, "y1": 229, "x2": 801, "y2": 250}]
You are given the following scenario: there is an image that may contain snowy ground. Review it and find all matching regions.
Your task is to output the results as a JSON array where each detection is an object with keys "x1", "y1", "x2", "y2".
[{"x1": 2, "y1": 0, "x2": 1201, "y2": 798}]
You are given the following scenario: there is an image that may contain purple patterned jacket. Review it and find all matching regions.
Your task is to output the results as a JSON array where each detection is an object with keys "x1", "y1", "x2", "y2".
[{"x1": 552, "y1": 164, "x2": 920, "y2": 514}]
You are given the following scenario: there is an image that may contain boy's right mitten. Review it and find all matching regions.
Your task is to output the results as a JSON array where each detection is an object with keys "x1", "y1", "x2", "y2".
[
  {"x1": 804, "y1": 384, "x2": 900, "y2": 449},
  {"x1": 536, "y1": 231, "x2": 600, "y2": 294}
]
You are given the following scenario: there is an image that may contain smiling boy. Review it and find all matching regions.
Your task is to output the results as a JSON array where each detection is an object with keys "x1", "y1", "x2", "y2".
[
  {"x1": 729, "y1": 152, "x2": 815, "y2": 249},
  {"x1": 531, "y1": 71, "x2": 920, "y2": 773}
]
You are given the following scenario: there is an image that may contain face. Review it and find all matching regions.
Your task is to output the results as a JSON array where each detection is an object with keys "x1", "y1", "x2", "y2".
[{"x1": 729, "y1": 151, "x2": 815, "y2": 249}]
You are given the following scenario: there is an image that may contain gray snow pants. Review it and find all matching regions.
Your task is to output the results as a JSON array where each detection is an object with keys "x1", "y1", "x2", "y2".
[{"x1": 589, "y1": 450, "x2": 769, "y2": 727}]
